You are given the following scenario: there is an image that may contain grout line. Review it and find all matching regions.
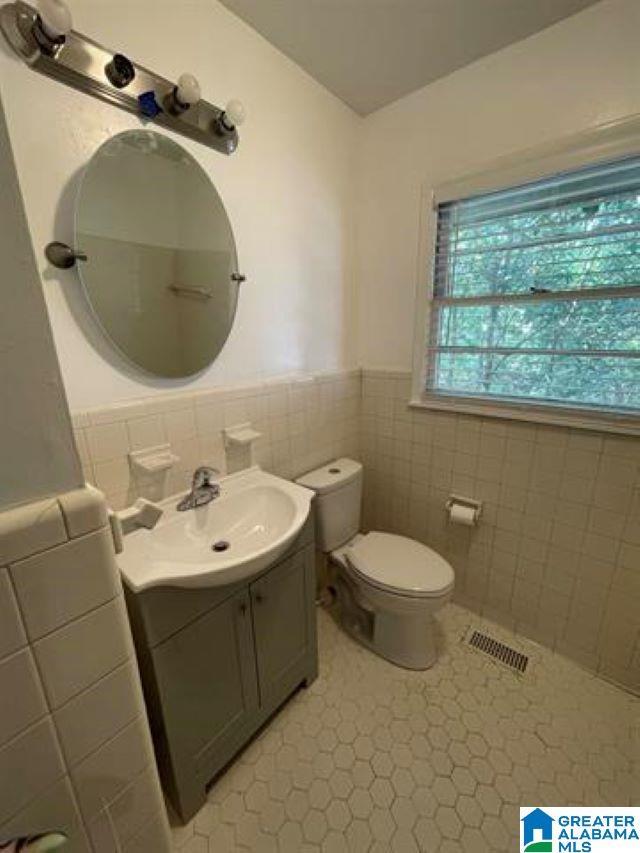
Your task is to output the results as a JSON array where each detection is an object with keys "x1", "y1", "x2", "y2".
[
  {"x1": 56, "y1": 496, "x2": 72, "y2": 542},
  {"x1": 27, "y1": 589, "x2": 122, "y2": 649}
]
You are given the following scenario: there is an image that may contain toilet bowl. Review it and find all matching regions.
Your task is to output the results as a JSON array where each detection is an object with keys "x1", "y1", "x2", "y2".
[{"x1": 296, "y1": 459, "x2": 454, "y2": 670}]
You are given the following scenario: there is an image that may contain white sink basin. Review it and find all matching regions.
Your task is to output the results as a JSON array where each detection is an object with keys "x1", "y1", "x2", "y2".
[{"x1": 118, "y1": 467, "x2": 314, "y2": 592}]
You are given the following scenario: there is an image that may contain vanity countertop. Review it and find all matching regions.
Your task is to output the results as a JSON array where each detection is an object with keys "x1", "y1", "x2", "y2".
[{"x1": 118, "y1": 467, "x2": 314, "y2": 592}]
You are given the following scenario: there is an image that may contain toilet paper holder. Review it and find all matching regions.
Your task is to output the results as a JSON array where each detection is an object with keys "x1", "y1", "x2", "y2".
[{"x1": 446, "y1": 494, "x2": 482, "y2": 524}]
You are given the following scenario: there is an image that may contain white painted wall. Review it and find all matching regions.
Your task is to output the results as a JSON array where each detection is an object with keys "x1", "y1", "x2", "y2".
[
  {"x1": 355, "y1": 0, "x2": 640, "y2": 371},
  {"x1": 0, "y1": 0, "x2": 360, "y2": 409},
  {"x1": 1, "y1": 0, "x2": 637, "y2": 411},
  {"x1": 0, "y1": 96, "x2": 82, "y2": 509}
]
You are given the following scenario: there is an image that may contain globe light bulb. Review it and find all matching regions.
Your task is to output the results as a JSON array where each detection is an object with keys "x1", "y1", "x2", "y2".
[
  {"x1": 37, "y1": 0, "x2": 72, "y2": 38},
  {"x1": 224, "y1": 99, "x2": 246, "y2": 128},
  {"x1": 176, "y1": 73, "x2": 201, "y2": 107}
]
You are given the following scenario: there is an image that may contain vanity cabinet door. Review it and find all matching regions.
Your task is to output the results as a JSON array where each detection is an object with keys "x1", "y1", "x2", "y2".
[
  {"x1": 152, "y1": 589, "x2": 258, "y2": 778},
  {"x1": 250, "y1": 548, "x2": 316, "y2": 711}
]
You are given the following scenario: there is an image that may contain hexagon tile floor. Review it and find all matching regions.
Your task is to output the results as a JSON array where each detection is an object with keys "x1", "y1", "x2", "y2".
[{"x1": 170, "y1": 603, "x2": 638, "y2": 852}]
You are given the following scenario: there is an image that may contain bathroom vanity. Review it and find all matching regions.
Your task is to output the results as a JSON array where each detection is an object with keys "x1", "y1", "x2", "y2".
[{"x1": 119, "y1": 469, "x2": 318, "y2": 821}]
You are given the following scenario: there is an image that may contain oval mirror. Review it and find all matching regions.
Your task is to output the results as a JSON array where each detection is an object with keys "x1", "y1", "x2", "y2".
[{"x1": 75, "y1": 130, "x2": 240, "y2": 378}]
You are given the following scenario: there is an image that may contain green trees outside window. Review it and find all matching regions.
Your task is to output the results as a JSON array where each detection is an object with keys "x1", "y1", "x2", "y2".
[{"x1": 430, "y1": 157, "x2": 640, "y2": 412}]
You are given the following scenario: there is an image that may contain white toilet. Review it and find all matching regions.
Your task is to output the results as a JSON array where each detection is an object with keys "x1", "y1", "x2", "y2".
[{"x1": 296, "y1": 458, "x2": 454, "y2": 670}]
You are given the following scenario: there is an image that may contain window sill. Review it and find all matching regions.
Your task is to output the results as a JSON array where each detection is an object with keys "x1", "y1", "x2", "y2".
[{"x1": 409, "y1": 394, "x2": 640, "y2": 436}]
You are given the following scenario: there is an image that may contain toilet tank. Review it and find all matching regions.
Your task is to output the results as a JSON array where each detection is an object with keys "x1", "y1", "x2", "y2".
[{"x1": 296, "y1": 458, "x2": 363, "y2": 552}]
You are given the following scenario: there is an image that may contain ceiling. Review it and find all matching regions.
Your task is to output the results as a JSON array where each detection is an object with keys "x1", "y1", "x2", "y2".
[{"x1": 220, "y1": 0, "x2": 601, "y2": 115}]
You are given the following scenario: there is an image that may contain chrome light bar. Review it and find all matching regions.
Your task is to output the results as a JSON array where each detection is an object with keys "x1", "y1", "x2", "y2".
[{"x1": 0, "y1": 1, "x2": 242, "y2": 155}]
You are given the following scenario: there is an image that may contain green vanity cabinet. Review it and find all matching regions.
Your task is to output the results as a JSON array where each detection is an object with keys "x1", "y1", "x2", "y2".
[
  {"x1": 124, "y1": 512, "x2": 318, "y2": 822},
  {"x1": 152, "y1": 588, "x2": 259, "y2": 798},
  {"x1": 251, "y1": 549, "x2": 313, "y2": 710}
]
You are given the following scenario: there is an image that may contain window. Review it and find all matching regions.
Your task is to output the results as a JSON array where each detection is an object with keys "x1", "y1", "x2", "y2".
[{"x1": 425, "y1": 156, "x2": 640, "y2": 419}]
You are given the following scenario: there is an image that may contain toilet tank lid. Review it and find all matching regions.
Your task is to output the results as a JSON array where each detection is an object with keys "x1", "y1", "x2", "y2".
[{"x1": 295, "y1": 458, "x2": 362, "y2": 495}]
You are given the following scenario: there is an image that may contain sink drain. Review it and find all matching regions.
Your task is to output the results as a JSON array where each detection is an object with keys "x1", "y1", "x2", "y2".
[{"x1": 212, "y1": 540, "x2": 230, "y2": 552}]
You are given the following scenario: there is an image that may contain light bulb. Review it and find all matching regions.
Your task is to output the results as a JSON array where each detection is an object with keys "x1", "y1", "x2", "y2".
[
  {"x1": 176, "y1": 73, "x2": 201, "y2": 107},
  {"x1": 224, "y1": 99, "x2": 246, "y2": 128},
  {"x1": 37, "y1": 0, "x2": 72, "y2": 38}
]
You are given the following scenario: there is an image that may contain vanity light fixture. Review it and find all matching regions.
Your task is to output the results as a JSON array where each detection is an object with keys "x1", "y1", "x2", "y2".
[
  {"x1": 105, "y1": 52, "x2": 135, "y2": 89},
  {"x1": 215, "y1": 98, "x2": 246, "y2": 134},
  {"x1": 31, "y1": 0, "x2": 70, "y2": 55},
  {"x1": 0, "y1": 0, "x2": 245, "y2": 155},
  {"x1": 165, "y1": 72, "x2": 201, "y2": 115}
]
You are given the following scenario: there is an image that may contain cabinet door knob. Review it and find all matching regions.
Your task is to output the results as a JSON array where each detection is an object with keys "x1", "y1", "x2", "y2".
[
  {"x1": 239, "y1": 602, "x2": 247, "y2": 615},
  {"x1": 255, "y1": 593, "x2": 264, "y2": 604}
]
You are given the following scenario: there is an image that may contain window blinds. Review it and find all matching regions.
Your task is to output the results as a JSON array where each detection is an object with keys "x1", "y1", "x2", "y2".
[{"x1": 428, "y1": 155, "x2": 640, "y2": 412}]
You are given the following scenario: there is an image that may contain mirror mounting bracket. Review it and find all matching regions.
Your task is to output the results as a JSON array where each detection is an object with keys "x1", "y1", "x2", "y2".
[{"x1": 45, "y1": 241, "x2": 88, "y2": 269}]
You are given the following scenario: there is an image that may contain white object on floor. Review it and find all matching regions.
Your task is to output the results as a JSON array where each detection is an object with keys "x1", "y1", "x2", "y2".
[
  {"x1": 0, "y1": 833, "x2": 68, "y2": 852},
  {"x1": 296, "y1": 458, "x2": 454, "y2": 669}
]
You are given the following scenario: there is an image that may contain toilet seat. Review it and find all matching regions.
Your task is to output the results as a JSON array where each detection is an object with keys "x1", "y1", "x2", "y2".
[{"x1": 345, "y1": 531, "x2": 454, "y2": 599}]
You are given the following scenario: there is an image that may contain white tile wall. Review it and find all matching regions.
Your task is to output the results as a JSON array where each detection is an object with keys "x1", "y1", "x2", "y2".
[
  {"x1": 0, "y1": 569, "x2": 26, "y2": 657},
  {"x1": 361, "y1": 369, "x2": 640, "y2": 694},
  {"x1": 71, "y1": 365, "x2": 638, "y2": 693},
  {"x1": 10, "y1": 529, "x2": 121, "y2": 641},
  {"x1": 0, "y1": 498, "x2": 67, "y2": 564},
  {"x1": 0, "y1": 778, "x2": 88, "y2": 853},
  {"x1": 0, "y1": 486, "x2": 170, "y2": 851},
  {"x1": 70, "y1": 716, "x2": 156, "y2": 824},
  {"x1": 87, "y1": 765, "x2": 165, "y2": 852},
  {"x1": 72, "y1": 370, "x2": 361, "y2": 512},
  {"x1": 54, "y1": 661, "x2": 145, "y2": 767},
  {"x1": 0, "y1": 649, "x2": 47, "y2": 744},
  {"x1": 58, "y1": 487, "x2": 109, "y2": 540},
  {"x1": 33, "y1": 597, "x2": 133, "y2": 709},
  {"x1": 0, "y1": 718, "x2": 65, "y2": 825},
  {"x1": 8, "y1": 365, "x2": 633, "y2": 847}
]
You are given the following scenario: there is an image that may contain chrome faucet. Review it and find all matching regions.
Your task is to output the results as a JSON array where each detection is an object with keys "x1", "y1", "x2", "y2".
[{"x1": 176, "y1": 466, "x2": 221, "y2": 511}]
